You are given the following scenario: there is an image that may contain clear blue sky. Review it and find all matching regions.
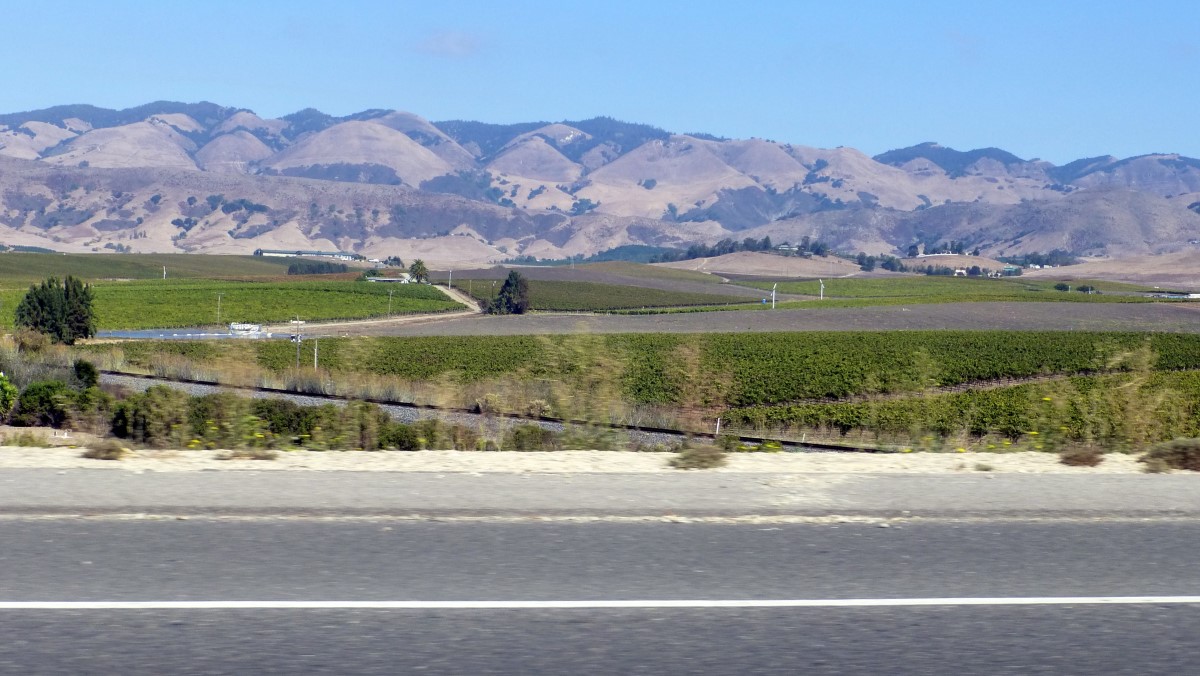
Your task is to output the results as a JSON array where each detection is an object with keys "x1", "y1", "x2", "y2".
[{"x1": 2, "y1": 0, "x2": 1196, "y2": 164}]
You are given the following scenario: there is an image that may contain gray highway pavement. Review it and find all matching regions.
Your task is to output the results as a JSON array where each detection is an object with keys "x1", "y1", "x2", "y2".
[{"x1": 1, "y1": 520, "x2": 1199, "y2": 674}]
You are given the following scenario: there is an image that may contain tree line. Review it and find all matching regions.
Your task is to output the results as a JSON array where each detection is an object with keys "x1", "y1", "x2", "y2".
[{"x1": 649, "y1": 235, "x2": 831, "y2": 263}]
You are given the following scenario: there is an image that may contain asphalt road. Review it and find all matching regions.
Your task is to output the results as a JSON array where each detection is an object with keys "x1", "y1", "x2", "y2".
[{"x1": 2, "y1": 519, "x2": 1200, "y2": 674}]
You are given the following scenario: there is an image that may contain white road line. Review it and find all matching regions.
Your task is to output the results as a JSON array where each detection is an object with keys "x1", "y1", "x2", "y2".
[{"x1": 2, "y1": 597, "x2": 1200, "y2": 610}]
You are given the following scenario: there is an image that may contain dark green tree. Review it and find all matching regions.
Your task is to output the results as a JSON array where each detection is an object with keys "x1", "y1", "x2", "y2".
[
  {"x1": 73, "y1": 359, "x2": 100, "y2": 388},
  {"x1": 14, "y1": 276, "x2": 96, "y2": 345},
  {"x1": 486, "y1": 271, "x2": 530, "y2": 315},
  {"x1": 12, "y1": 380, "x2": 71, "y2": 427}
]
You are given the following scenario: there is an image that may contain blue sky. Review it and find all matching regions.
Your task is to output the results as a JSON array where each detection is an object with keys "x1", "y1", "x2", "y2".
[{"x1": 2, "y1": 0, "x2": 1196, "y2": 163}]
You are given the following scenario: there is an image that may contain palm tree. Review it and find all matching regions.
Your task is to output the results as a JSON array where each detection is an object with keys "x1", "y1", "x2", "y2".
[{"x1": 408, "y1": 259, "x2": 429, "y2": 283}]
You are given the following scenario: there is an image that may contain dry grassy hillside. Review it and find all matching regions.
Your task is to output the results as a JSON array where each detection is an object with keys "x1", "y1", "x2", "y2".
[
  {"x1": 657, "y1": 251, "x2": 862, "y2": 277},
  {"x1": 4, "y1": 102, "x2": 1200, "y2": 265},
  {"x1": 262, "y1": 121, "x2": 454, "y2": 186},
  {"x1": 1024, "y1": 250, "x2": 1200, "y2": 289}
]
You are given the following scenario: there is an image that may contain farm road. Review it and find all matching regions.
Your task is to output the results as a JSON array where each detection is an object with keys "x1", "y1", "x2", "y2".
[{"x1": 263, "y1": 284, "x2": 481, "y2": 336}]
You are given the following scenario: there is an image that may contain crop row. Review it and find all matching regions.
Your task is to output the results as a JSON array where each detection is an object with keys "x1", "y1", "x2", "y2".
[
  {"x1": 92, "y1": 280, "x2": 458, "y2": 329},
  {"x1": 745, "y1": 276, "x2": 1153, "y2": 299},
  {"x1": 0, "y1": 253, "x2": 292, "y2": 282},
  {"x1": 723, "y1": 370, "x2": 1200, "y2": 449},
  {"x1": 146, "y1": 331, "x2": 1200, "y2": 410},
  {"x1": 697, "y1": 331, "x2": 1188, "y2": 407}
]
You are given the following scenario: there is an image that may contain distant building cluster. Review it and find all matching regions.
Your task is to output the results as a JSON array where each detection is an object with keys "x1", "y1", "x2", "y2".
[{"x1": 253, "y1": 248, "x2": 362, "y2": 261}]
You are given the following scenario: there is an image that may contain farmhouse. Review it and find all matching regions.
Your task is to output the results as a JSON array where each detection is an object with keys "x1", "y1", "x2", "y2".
[
  {"x1": 367, "y1": 273, "x2": 413, "y2": 284},
  {"x1": 253, "y1": 249, "x2": 360, "y2": 261}
]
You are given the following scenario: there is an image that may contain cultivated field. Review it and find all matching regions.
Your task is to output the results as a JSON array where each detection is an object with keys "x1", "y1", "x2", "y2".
[
  {"x1": 0, "y1": 253, "x2": 463, "y2": 329},
  {"x1": 1, "y1": 279, "x2": 461, "y2": 330},
  {"x1": 431, "y1": 261, "x2": 765, "y2": 299},
  {"x1": 320, "y1": 301, "x2": 1200, "y2": 337},
  {"x1": 452, "y1": 278, "x2": 756, "y2": 311},
  {"x1": 78, "y1": 328, "x2": 1200, "y2": 453},
  {"x1": 739, "y1": 275, "x2": 1155, "y2": 305},
  {"x1": 0, "y1": 252, "x2": 295, "y2": 281}
]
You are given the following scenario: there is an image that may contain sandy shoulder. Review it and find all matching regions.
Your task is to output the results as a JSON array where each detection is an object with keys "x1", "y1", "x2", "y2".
[{"x1": 0, "y1": 447, "x2": 1148, "y2": 474}]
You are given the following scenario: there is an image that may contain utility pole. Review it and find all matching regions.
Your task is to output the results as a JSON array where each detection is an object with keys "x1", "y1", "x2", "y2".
[
  {"x1": 314, "y1": 338, "x2": 319, "y2": 369},
  {"x1": 819, "y1": 279, "x2": 825, "y2": 301},
  {"x1": 292, "y1": 333, "x2": 302, "y2": 369},
  {"x1": 216, "y1": 293, "x2": 224, "y2": 325},
  {"x1": 771, "y1": 283, "x2": 777, "y2": 310},
  {"x1": 163, "y1": 265, "x2": 167, "y2": 280},
  {"x1": 448, "y1": 270, "x2": 453, "y2": 289},
  {"x1": 388, "y1": 289, "x2": 394, "y2": 317}
]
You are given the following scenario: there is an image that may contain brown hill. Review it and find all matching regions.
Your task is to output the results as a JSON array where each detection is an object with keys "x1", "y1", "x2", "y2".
[
  {"x1": 486, "y1": 136, "x2": 582, "y2": 183},
  {"x1": 3, "y1": 101, "x2": 1200, "y2": 265},
  {"x1": 262, "y1": 120, "x2": 454, "y2": 186},
  {"x1": 1072, "y1": 155, "x2": 1200, "y2": 196},
  {"x1": 195, "y1": 131, "x2": 275, "y2": 174},
  {"x1": 370, "y1": 111, "x2": 477, "y2": 170},
  {"x1": 585, "y1": 136, "x2": 757, "y2": 218},
  {"x1": 1023, "y1": 250, "x2": 1200, "y2": 290},
  {"x1": 738, "y1": 189, "x2": 1200, "y2": 259},
  {"x1": 43, "y1": 120, "x2": 198, "y2": 170},
  {"x1": 658, "y1": 251, "x2": 862, "y2": 278}
]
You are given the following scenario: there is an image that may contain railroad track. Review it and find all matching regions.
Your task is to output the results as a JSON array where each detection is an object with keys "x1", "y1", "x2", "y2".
[{"x1": 99, "y1": 370, "x2": 893, "y2": 454}]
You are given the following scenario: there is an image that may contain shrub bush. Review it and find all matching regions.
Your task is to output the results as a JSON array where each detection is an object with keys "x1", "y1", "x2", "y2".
[
  {"x1": 1140, "y1": 438, "x2": 1200, "y2": 471},
  {"x1": 187, "y1": 392, "x2": 266, "y2": 449},
  {"x1": 82, "y1": 439, "x2": 130, "y2": 460},
  {"x1": 111, "y1": 385, "x2": 191, "y2": 448},
  {"x1": 502, "y1": 424, "x2": 561, "y2": 451},
  {"x1": 669, "y1": 444, "x2": 727, "y2": 469},
  {"x1": 67, "y1": 386, "x2": 117, "y2": 434},
  {"x1": 2, "y1": 430, "x2": 47, "y2": 447},
  {"x1": 0, "y1": 373, "x2": 17, "y2": 422},
  {"x1": 216, "y1": 448, "x2": 279, "y2": 460},
  {"x1": 1059, "y1": 446, "x2": 1105, "y2": 467},
  {"x1": 411, "y1": 419, "x2": 480, "y2": 451},
  {"x1": 560, "y1": 424, "x2": 620, "y2": 451},
  {"x1": 1142, "y1": 457, "x2": 1171, "y2": 473},
  {"x1": 13, "y1": 380, "x2": 71, "y2": 428},
  {"x1": 380, "y1": 421, "x2": 421, "y2": 450},
  {"x1": 11, "y1": 328, "x2": 51, "y2": 354},
  {"x1": 252, "y1": 398, "x2": 323, "y2": 443},
  {"x1": 73, "y1": 359, "x2": 99, "y2": 388}
]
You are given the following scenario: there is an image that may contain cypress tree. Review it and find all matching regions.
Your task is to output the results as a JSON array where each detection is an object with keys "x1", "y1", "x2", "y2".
[{"x1": 14, "y1": 275, "x2": 96, "y2": 345}]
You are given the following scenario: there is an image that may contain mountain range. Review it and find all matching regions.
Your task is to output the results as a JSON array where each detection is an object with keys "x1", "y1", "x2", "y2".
[{"x1": 2, "y1": 101, "x2": 1199, "y2": 264}]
